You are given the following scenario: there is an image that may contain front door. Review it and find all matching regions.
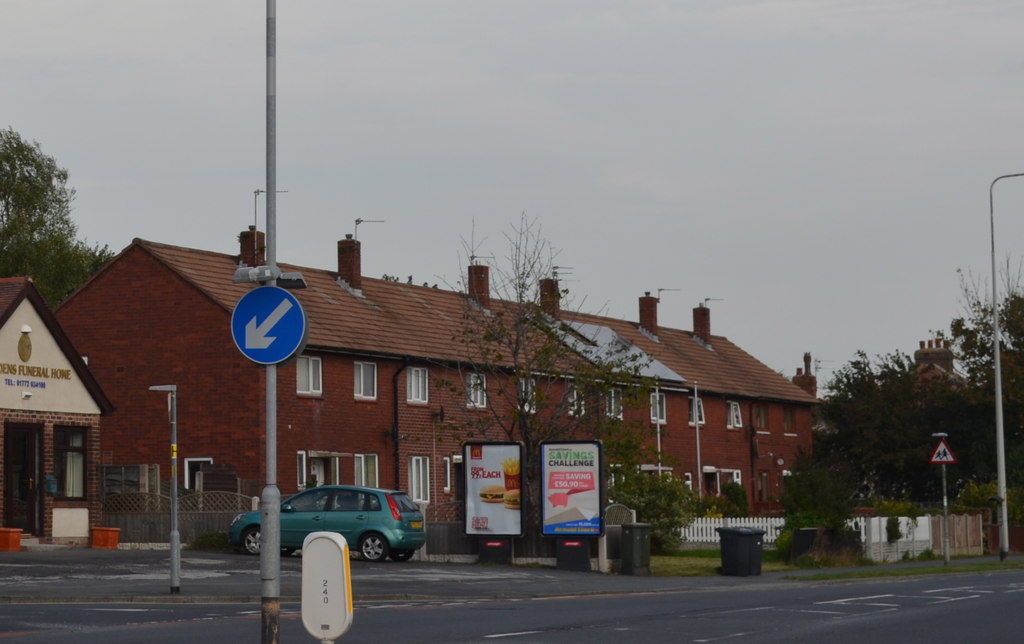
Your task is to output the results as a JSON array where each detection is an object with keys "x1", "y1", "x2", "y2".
[{"x1": 3, "y1": 424, "x2": 41, "y2": 534}]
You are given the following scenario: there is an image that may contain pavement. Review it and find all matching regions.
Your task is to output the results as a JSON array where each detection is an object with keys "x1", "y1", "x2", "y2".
[{"x1": 0, "y1": 545, "x2": 1009, "y2": 605}]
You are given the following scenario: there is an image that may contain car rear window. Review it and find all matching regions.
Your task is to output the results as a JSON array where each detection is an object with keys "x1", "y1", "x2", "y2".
[{"x1": 390, "y1": 492, "x2": 420, "y2": 512}]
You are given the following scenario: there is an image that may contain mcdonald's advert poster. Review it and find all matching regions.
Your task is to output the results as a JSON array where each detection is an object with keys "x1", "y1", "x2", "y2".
[
  {"x1": 463, "y1": 442, "x2": 523, "y2": 537},
  {"x1": 541, "y1": 441, "x2": 603, "y2": 536}
]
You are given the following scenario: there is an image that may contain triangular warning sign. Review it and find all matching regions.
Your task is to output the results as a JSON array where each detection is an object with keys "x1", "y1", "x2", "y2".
[{"x1": 929, "y1": 438, "x2": 958, "y2": 465}]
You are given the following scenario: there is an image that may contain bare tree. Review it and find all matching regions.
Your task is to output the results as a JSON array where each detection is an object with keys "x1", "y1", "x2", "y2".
[{"x1": 446, "y1": 215, "x2": 654, "y2": 535}]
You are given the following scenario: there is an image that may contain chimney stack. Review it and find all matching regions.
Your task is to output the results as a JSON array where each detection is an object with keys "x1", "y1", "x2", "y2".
[
  {"x1": 693, "y1": 304, "x2": 711, "y2": 343},
  {"x1": 792, "y1": 352, "x2": 817, "y2": 397},
  {"x1": 468, "y1": 264, "x2": 490, "y2": 308},
  {"x1": 914, "y1": 338, "x2": 954, "y2": 374},
  {"x1": 639, "y1": 292, "x2": 658, "y2": 335},
  {"x1": 239, "y1": 227, "x2": 266, "y2": 267},
  {"x1": 540, "y1": 278, "x2": 560, "y2": 316},
  {"x1": 337, "y1": 234, "x2": 362, "y2": 290}
]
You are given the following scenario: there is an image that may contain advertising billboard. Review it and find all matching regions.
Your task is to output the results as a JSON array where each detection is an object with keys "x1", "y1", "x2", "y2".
[
  {"x1": 463, "y1": 442, "x2": 523, "y2": 537},
  {"x1": 541, "y1": 441, "x2": 603, "y2": 536}
]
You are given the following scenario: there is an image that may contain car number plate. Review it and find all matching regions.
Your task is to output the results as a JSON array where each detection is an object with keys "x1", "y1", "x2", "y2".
[{"x1": 410, "y1": 521, "x2": 423, "y2": 529}]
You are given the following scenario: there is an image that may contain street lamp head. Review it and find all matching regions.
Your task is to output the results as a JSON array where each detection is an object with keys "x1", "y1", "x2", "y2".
[
  {"x1": 149, "y1": 385, "x2": 177, "y2": 392},
  {"x1": 931, "y1": 432, "x2": 948, "y2": 438}
]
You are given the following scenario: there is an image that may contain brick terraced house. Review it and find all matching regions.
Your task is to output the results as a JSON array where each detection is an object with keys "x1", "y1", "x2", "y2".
[{"x1": 55, "y1": 232, "x2": 817, "y2": 517}]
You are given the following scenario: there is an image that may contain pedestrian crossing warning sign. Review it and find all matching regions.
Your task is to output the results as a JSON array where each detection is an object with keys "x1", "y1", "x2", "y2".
[{"x1": 929, "y1": 438, "x2": 958, "y2": 465}]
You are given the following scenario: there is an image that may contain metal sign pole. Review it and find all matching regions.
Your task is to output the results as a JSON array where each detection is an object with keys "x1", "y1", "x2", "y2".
[
  {"x1": 149, "y1": 385, "x2": 180, "y2": 593},
  {"x1": 941, "y1": 462, "x2": 950, "y2": 566},
  {"x1": 261, "y1": 1, "x2": 281, "y2": 641}
]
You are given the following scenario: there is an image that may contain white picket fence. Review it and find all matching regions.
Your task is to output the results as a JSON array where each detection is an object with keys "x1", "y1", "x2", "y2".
[
  {"x1": 682, "y1": 515, "x2": 983, "y2": 560},
  {"x1": 681, "y1": 517, "x2": 786, "y2": 544}
]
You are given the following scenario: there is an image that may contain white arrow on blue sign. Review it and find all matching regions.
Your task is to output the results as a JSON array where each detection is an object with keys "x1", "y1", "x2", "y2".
[{"x1": 231, "y1": 286, "x2": 308, "y2": 365}]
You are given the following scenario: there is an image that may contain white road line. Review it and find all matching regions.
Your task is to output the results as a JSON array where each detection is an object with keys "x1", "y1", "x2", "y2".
[
  {"x1": 694, "y1": 632, "x2": 753, "y2": 642},
  {"x1": 816, "y1": 594, "x2": 894, "y2": 605},
  {"x1": 484, "y1": 631, "x2": 542, "y2": 638}
]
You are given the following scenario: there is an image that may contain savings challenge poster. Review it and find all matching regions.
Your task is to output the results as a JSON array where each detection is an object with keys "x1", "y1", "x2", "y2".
[{"x1": 541, "y1": 441, "x2": 603, "y2": 536}]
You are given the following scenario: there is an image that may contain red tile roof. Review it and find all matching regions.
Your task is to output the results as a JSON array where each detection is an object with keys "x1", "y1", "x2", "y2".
[{"x1": 136, "y1": 239, "x2": 816, "y2": 405}]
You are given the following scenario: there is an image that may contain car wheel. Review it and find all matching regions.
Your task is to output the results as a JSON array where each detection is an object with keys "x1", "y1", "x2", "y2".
[
  {"x1": 358, "y1": 532, "x2": 390, "y2": 562},
  {"x1": 241, "y1": 526, "x2": 261, "y2": 555},
  {"x1": 389, "y1": 549, "x2": 414, "y2": 562}
]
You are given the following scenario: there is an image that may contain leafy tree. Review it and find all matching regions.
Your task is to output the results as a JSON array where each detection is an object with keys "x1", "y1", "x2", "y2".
[
  {"x1": 448, "y1": 216, "x2": 655, "y2": 536},
  {"x1": 817, "y1": 350, "x2": 977, "y2": 501},
  {"x1": 950, "y1": 269, "x2": 1024, "y2": 487},
  {"x1": 778, "y1": 454, "x2": 856, "y2": 532},
  {"x1": 0, "y1": 128, "x2": 112, "y2": 305}
]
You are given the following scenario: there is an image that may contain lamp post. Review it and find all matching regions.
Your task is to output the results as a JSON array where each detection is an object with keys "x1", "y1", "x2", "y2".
[
  {"x1": 149, "y1": 385, "x2": 179, "y2": 593},
  {"x1": 989, "y1": 173, "x2": 1024, "y2": 561}
]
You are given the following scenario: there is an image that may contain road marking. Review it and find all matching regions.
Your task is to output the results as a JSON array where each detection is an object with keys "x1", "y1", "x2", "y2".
[
  {"x1": 484, "y1": 631, "x2": 542, "y2": 638},
  {"x1": 694, "y1": 632, "x2": 754, "y2": 642}
]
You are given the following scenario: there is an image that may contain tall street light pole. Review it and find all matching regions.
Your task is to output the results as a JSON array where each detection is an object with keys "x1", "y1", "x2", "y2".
[
  {"x1": 988, "y1": 172, "x2": 1024, "y2": 561},
  {"x1": 149, "y1": 385, "x2": 180, "y2": 593}
]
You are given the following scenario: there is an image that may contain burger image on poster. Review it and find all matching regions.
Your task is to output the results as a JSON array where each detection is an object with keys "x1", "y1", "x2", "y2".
[
  {"x1": 479, "y1": 485, "x2": 505, "y2": 503},
  {"x1": 502, "y1": 488, "x2": 521, "y2": 510}
]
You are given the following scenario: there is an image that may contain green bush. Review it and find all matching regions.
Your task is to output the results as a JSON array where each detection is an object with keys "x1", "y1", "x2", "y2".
[
  {"x1": 953, "y1": 481, "x2": 1024, "y2": 525},
  {"x1": 610, "y1": 474, "x2": 698, "y2": 554}
]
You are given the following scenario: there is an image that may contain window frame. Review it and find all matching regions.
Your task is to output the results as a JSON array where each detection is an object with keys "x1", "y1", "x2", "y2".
[
  {"x1": 54, "y1": 426, "x2": 86, "y2": 499},
  {"x1": 688, "y1": 396, "x2": 705, "y2": 426},
  {"x1": 754, "y1": 404, "x2": 768, "y2": 429},
  {"x1": 407, "y1": 367, "x2": 429, "y2": 404},
  {"x1": 466, "y1": 373, "x2": 487, "y2": 409},
  {"x1": 567, "y1": 383, "x2": 586, "y2": 417},
  {"x1": 650, "y1": 390, "x2": 666, "y2": 424},
  {"x1": 354, "y1": 361, "x2": 377, "y2": 400},
  {"x1": 296, "y1": 355, "x2": 322, "y2": 395},
  {"x1": 354, "y1": 453, "x2": 379, "y2": 487},
  {"x1": 726, "y1": 401, "x2": 743, "y2": 429},
  {"x1": 296, "y1": 451, "x2": 307, "y2": 489},
  {"x1": 409, "y1": 455, "x2": 430, "y2": 503},
  {"x1": 518, "y1": 377, "x2": 536, "y2": 414},
  {"x1": 606, "y1": 387, "x2": 623, "y2": 420}
]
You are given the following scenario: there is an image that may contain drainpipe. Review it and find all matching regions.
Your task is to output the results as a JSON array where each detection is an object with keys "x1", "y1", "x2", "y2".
[{"x1": 392, "y1": 359, "x2": 409, "y2": 490}]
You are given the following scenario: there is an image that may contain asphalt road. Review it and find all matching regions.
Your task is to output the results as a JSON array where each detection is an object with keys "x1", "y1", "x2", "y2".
[{"x1": 2, "y1": 569, "x2": 1022, "y2": 642}]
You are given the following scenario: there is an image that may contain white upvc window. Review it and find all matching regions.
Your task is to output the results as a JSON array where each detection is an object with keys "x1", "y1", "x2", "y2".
[
  {"x1": 519, "y1": 377, "x2": 536, "y2": 414},
  {"x1": 606, "y1": 387, "x2": 623, "y2": 420},
  {"x1": 407, "y1": 367, "x2": 429, "y2": 403},
  {"x1": 466, "y1": 373, "x2": 487, "y2": 408},
  {"x1": 443, "y1": 456, "x2": 452, "y2": 493},
  {"x1": 354, "y1": 361, "x2": 377, "y2": 400},
  {"x1": 568, "y1": 383, "x2": 585, "y2": 417},
  {"x1": 297, "y1": 356, "x2": 322, "y2": 395},
  {"x1": 650, "y1": 391, "x2": 666, "y2": 424},
  {"x1": 296, "y1": 451, "x2": 307, "y2": 489},
  {"x1": 688, "y1": 396, "x2": 706, "y2": 425},
  {"x1": 726, "y1": 401, "x2": 743, "y2": 429},
  {"x1": 410, "y1": 456, "x2": 430, "y2": 503},
  {"x1": 354, "y1": 453, "x2": 379, "y2": 487}
]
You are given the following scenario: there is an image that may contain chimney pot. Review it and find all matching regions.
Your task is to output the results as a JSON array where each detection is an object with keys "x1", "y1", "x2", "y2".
[
  {"x1": 639, "y1": 293, "x2": 659, "y2": 335},
  {"x1": 468, "y1": 264, "x2": 490, "y2": 308},
  {"x1": 693, "y1": 305, "x2": 711, "y2": 342},
  {"x1": 540, "y1": 278, "x2": 560, "y2": 316},
  {"x1": 239, "y1": 228, "x2": 266, "y2": 267},
  {"x1": 337, "y1": 236, "x2": 362, "y2": 289}
]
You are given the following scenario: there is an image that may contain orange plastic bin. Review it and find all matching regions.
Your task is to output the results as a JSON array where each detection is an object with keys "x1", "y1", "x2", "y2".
[
  {"x1": 91, "y1": 527, "x2": 120, "y2": 550},
  {"x1": 0, "y1": 528, "x2": 22, "y2": 552}
]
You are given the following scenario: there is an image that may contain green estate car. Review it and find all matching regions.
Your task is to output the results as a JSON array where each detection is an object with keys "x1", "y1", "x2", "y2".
[{"x1": 228, "y1": 485, "x2": 426, "y2": 562}]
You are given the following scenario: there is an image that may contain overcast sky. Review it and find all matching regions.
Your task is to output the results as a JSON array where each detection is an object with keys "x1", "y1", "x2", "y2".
[{"x1": 6, "y1": 1, "x2": 1024, "y2": 388}]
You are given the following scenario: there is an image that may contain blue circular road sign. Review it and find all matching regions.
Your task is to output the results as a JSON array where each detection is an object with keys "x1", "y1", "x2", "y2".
[{"x1": 231, "y1": 286, "x2": 308, "y2": 365}]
